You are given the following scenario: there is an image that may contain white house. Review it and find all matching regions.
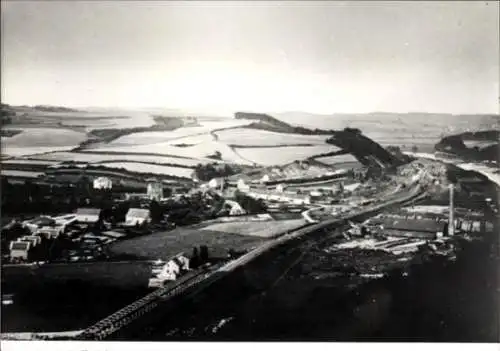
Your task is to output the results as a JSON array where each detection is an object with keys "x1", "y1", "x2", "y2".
[
  {"x1": 35, "y1": 226, "x2": 63, "y2": 239},
  {"x1": 148, "y1": 254, "x2": 191, "y2": 288},
  {"x1": 74, "y1": 208, "x2": 101, "y2": 224},
  {"x1": 125, "y1": 208, "x2": 151, "y2": 226},
  {"x1": 276, "y1": 184, "x2": 286, "y2": 193},
  {"x1": 237, "y1": 179, "x2": 250, "y2": 192},
  {"x1": 9, "y1": 241, "x2": 31, "y2": 262},
  {"x1": 147, "y1": 180, "x2": 163, "y2": 201},
  {"x1": 225, "y1": 200, "x2": 247, "y2": 216},
  {"x1": 53, "y1": 214, "x2": 78, "y2": 232},
  {"x1": 20, "y1": 236, "x2": 41, "y2": 247},
  {"x1": 260, "y1": 174, "x2": 270, "y2": 184},
  {"x1": 93, "y1": 177, "x2": 112, "y2": 190},
  {"x1": 208, "y1": 177, "x2": 224, "y2": 190},
  {"x1": 309, "y1": 190, "x2": 323, "y2": 199}
]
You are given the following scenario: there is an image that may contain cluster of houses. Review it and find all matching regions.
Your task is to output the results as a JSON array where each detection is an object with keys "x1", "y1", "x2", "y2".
[
  {"x1": 235, "y1": 176, "x2": 356, "y2": 208},
  {"x1": 7, "y1": 204, "x2": 154, "y2": 263}
]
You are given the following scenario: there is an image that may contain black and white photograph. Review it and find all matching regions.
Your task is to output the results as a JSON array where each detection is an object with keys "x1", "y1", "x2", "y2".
[{"x1": 0, "y1": 0, "x2": 499, "y2": 347}]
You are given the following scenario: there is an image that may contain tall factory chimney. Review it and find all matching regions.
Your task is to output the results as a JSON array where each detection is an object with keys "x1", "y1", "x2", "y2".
[{"x1": 448, "y1": 183, "x2": 455, "y2": 236}]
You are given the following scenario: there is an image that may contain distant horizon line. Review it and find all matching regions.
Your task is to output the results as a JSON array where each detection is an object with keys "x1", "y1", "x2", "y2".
[{"x1": 2, "y1": 102, "x2": 499, "y2": 116}]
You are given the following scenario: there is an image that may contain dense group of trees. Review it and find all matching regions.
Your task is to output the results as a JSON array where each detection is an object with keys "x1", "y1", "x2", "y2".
[
  {"x1": 1, "y1": 103, "x2": 15, "y2": 125},
  {"x1": 82, "y1": 118, "x2": 185, "y2": 146},
  {"x1": 435, "y1": 131, "x2": 499, "y2": 162},
  {"x1": 194, "y1": 163, "x2": 242, "y2": 182},
  {"x1": 234, "y1": 190, "x2": 267, "y2": 214},
  {"x1": 1, "y1": 178, "x2": 118, "y2": 216}
]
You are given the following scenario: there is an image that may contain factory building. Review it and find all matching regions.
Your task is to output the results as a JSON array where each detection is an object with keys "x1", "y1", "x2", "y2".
[{"x1": 377, "y1": 218, "x2": 447, "y2": 239}]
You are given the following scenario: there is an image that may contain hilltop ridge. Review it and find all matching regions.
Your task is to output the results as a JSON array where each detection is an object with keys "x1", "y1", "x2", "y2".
[{"x1": 235, "y1": 111, "x2": 410, "y2": 168}]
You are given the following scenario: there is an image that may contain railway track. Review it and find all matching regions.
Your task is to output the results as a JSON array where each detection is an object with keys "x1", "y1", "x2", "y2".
[{"x1": 72, "y1": 184, "x2": 427, "y2": 340}]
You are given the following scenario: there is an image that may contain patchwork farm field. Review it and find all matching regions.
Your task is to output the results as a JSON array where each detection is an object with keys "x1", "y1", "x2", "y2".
[
  {"x1": 94, "y1": 140, "x2": 254, "y2": 165},
  {"x1": 214, "y1": 128, "x2": 330, "y2": 146},
  {"x1": 109, "y1": 224, "x2": 271, "y2": 260},
  {"x1": 108, "y1": 119, "x2": 253, "y2": 146},
  {"x1": 202, "y1": 219, "x2": 308, "y2": 238},
  {"x1": 25, "y1": 151, "x2": 205, "y2": 167}
]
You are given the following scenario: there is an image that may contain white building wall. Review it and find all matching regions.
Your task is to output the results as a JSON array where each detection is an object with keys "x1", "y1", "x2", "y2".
[
  {"x1": 93, "y1": 177, "x2": 112, "y2": 190},
  {"x1": 147, "y1": 182, "x2": 163, "y2": 201}
]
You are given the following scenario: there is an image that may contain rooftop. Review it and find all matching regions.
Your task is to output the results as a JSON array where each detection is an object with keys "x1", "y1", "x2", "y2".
[{"x1": 374, "y1": 218, "x2": 446, "y2": 233}]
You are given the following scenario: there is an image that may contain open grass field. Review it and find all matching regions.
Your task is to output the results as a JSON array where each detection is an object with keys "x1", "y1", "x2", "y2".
[
  {"x1": 109, "y1": 225, "x2": 269, "y2": 260},
  {"x1": 1, "y1": 159, "x2": 61, "y2": 166},
  {"x1": 313, "y1": 154, "x2": 362, "y2": 167},
  {"x1": 202, "y1": 219, "x2": 308, "y2": 238},
  {"x1": 1, "y1": 170, "x2": 44, "y2": 178}
]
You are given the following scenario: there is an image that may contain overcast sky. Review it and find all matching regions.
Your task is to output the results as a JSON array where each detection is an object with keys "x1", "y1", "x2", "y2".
[{"x1": 1, "y1": 1, "x2": 498, "y2": 114}]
